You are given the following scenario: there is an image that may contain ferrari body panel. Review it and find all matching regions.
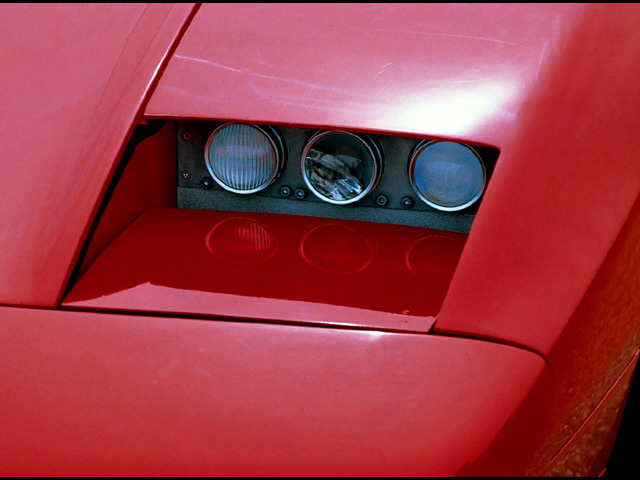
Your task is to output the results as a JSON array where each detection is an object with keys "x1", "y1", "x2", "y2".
[
  {"x1": 143, "y1": 5, "x2": 640, "y2": 450},
  {"x1": 435, "y1": 3, "x2": 640, "y2": 355},
  {"x1": 0, "y1": 3, "x2": 197, "y2": 307},
  {"x1": 0, "y1": 3, "x2": 638, "y2": 477},
  {"x1": 0, "y1": 305, "x2": 553, "y2": 477},
  {"x1": 145, "y1": 3, "x2": 583, "y2": 146}
]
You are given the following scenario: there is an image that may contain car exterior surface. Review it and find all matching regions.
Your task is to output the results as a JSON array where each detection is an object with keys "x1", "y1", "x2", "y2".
[{"x1": 1, "y1": 3, "x2": 639, "y2": 476}]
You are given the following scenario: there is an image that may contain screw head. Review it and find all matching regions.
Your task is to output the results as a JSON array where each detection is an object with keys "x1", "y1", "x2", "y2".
[
  {"x1": 376, "y1": 194, "x2": 388, "y2": 207},
  {"x1": 279, "y1": 185, "x2": 292, "y2": 197},
  {"x1": 294, "y1": 188, "x2": 306, "y2": 200},
  {"x1": 201, "y1": 177, "x2": 212, "y2": 189},
  {"x1": 181, "y1": 131, "x2": 191, "y2": 141},
  {"x1": 182, "y1": 170, "x2": 191, "y2": 179},
  {"x1": 401, "y1": 196, "x2": 414, "y2": 208}
]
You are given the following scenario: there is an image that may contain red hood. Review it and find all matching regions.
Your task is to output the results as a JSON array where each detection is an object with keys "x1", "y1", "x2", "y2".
[{"x1": 145, "y1": 3, "x2": 585, "y2": 146}]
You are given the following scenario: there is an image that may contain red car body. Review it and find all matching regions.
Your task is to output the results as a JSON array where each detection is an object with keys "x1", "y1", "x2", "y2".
[{"x1": 1, "y1": 3, "x2": 638, "y2": 476}]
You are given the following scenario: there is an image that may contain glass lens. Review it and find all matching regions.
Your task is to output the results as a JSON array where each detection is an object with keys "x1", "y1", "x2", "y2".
[
  {"x1": 206, "y1": 123, "x2": 280, "y2": 194},
  {"x1": 411, "y1": 141, "x2": 485, "y2": 211},
  {"x1": 303, "y1": 132, "x2": 377, "y2": 204}
]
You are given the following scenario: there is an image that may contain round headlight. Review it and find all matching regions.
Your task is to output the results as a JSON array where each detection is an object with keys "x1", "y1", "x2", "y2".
[
  {"x1": 301, "y1": 131, "x2": 381, "y2": 205},
  {"x1": 409, "y1": 141, "x2": 486, "y2": 211},
  {"x1": 205, "y1": 123, "x2": 284, "y2": 194}
]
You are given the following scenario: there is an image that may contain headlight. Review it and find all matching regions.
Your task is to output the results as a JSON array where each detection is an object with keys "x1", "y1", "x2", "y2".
[
  {"x1": 205, "y1": 122, "x2": 284, "y2": 194},
  {"x1": 409, "y1": 140, "x2": 486, "y2": 211},
  {"x1": 301, "y1": 131, "x2": 381, "y2": 205}
]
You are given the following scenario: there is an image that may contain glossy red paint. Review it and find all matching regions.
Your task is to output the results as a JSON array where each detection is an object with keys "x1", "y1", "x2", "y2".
[
  {"x1": 437, "y1": 7, "x2": 640, "y2": 463},
  {"x1": 436, "y1": 2, "x2": 640, "y2": 355},
  {"x1": 78, "y1": 121, "x2": 177, "y2": 276},
  {"x1": 144, "y1": 2, "x2": 640, "y2": 354},
  {"x1": 64, "y1": 208, "x2": 467, "y2": 332},
  {"x1": 434, "y1": 5, "x2": 640, "y2": 450},
  {"x1": 146, "y1": 4, "x2": 639, "y2": 473},
  {"x1": 0, "y1": 306, "x2": 554, "y2": 476},
  {"x1": 145, "y1": 3, "x2": 584, "y2": 146},
  {"x1": 144, "y1": 3, "x2": 640, "y2": 443},
  {"x1": 0, "y1": 3, "x2": 197, "y2": 307},
  {"x1": 1, "y1": 3, "x2": 638, "y2": 476}
]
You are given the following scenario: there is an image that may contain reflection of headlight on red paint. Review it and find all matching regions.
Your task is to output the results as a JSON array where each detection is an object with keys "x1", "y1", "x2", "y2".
[
  {"x1": 206, "y1": 217, "x2": 277, "y2": 264},
  {"x1": 300, "y1": 224, "x2": 373, "y2": 274},
  {"x1": 405, "y1": 235, "x2": 464, "y2": 280}
]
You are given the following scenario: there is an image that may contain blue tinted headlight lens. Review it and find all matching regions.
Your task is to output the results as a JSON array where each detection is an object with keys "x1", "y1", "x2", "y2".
[{"x1": 409, "y1": 141, "x2": 486, "y2": 211}]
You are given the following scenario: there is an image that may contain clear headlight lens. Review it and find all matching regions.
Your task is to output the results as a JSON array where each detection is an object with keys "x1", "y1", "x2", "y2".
[
  {"x1": 409, "y1": 141, "x2": 486, "y2": 211},
  {"x1": 205, "y1": 123, "x2": 283, "y2": 194},
  {"x1": 301, "y1": 131, "x2": 381, "y2": 205}
]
